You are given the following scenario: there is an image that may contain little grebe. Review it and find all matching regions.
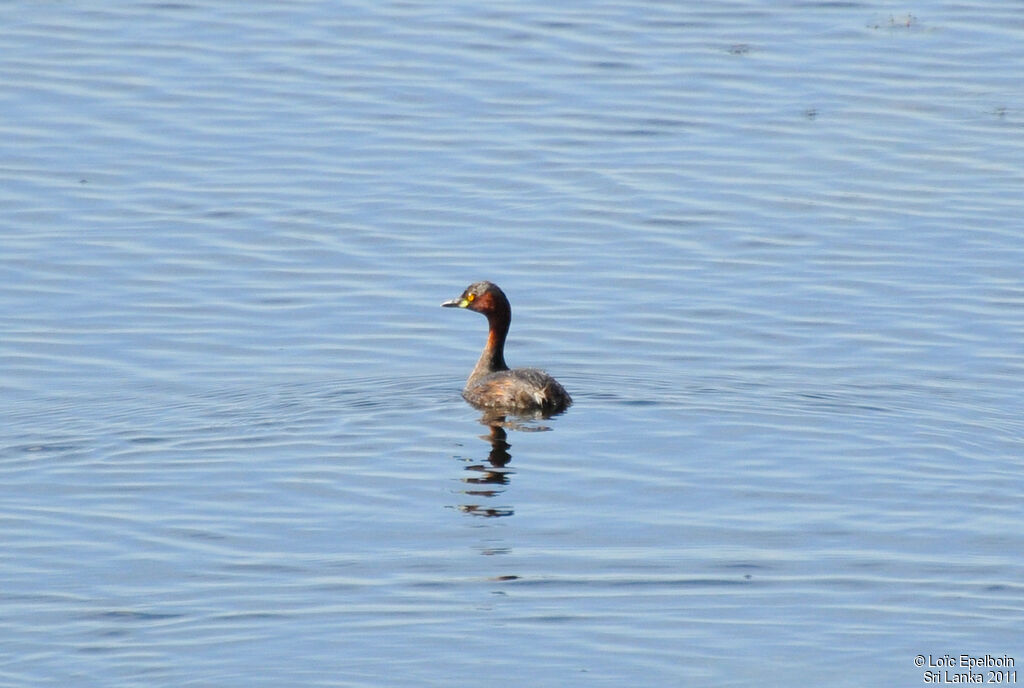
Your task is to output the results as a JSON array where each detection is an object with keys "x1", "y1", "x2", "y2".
[{"x1": 442, "y1": 281, "x2": 572, "y2": 415}]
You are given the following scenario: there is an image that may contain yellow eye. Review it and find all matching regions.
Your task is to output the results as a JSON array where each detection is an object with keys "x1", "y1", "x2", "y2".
[{"x1": 466, "y1": 293, "x2": 475, "y2": 302}]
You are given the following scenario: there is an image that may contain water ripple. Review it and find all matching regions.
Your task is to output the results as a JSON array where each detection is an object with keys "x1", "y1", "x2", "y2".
[{"x1": 3, "y1": 0, "x2": 1023, "y2": 685}]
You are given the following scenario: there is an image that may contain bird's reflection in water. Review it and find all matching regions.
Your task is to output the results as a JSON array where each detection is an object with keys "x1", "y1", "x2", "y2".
[
  {"x1": 455, "y1": 411, "x2": 557, "y2": 518},
  {"x1": 457, "y1": 421, "x2": 514, "y2": 518}
]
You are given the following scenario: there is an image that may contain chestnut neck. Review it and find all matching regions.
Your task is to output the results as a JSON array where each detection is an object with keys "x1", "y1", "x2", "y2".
[{"x1": 468, "y1": 300, "x2": 510, "y2": 385}]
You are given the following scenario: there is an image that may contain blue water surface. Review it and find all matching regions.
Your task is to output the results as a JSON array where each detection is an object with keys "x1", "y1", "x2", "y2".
[{"x1": 1, "y1": 1, "x2": 1023, "y2": 686}]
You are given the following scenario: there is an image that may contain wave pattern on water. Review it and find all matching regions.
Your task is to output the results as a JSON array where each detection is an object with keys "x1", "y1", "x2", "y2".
[{"x1": 2, "y1": 1, "x2": 1024, "y2": 686}]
